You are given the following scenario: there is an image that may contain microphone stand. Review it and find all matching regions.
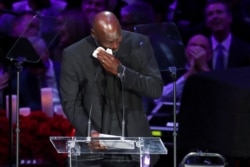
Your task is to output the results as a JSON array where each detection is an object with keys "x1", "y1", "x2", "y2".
[
  {"x1": 4, "y1": 36, "x2": 43, "y2": 167},
  {"x1": 12, "y1": 58, "x2": 24, "y2": 167},
  {"x1": 120, "y1": 76, "x2": 125, "y2": 139},
  {"x1": 168, "y1": 66, "x2": 178, "y2": 167},
  {"x1": 87, "y1": 69, "x2": 101, "y2": 141}
]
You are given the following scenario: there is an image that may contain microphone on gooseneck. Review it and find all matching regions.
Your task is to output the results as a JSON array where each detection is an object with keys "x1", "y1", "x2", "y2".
[
  {"x1": 121, "y1": 78, "x2": 125, "y2": 138},
  {"x1": 87, "y1": 68, "x2": 101, "y2": 142}
]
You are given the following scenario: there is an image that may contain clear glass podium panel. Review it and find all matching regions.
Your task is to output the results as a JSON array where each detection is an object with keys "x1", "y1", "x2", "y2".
[
  {"x1": 5, "y1": 14, "x2": 60, "y2": 66},
  {"x1": 50, "y1": 136, "x2": 168, "y2": 155}
]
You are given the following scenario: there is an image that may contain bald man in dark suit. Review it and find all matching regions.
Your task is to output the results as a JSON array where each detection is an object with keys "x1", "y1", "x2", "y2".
[{"x1": 60, "y1": 11, "x2": 163, "y2": 167}]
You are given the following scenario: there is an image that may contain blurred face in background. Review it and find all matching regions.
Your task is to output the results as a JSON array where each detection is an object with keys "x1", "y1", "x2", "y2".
[
  {"x1": 185, "y1": 34, "x2": 212, "y2": 65},
  {"x1": 56, "y1": 14, "x2": 70, "y2": 47},
  {"x1": 56, "y1": 9, "x2": 90, "y2": 49},
  {"x1": 205, "y1": 2, "x2": 232, "y2": 34},
  {"x1": 12, "y1": 13, "x2": 40, "y2": 38},
  {"x1": 81, "y1": 0, "x2": 107, "y2": 24}
]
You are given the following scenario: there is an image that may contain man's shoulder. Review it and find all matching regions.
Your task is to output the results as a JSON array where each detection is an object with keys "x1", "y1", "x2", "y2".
[
  {"x1": 231, "y1": 35, "x2": 250, "y2": 46},
  {"x1": 230, "y1": 35, "x2": 250, "y2": 53}
]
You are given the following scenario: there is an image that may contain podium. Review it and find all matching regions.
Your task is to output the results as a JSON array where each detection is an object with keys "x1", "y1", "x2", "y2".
[{"x1": 50, "y1": 136, "x2": 168, "y2": 167}]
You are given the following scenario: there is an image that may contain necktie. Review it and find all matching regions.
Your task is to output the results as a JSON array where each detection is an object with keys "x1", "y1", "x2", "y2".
[{"x1": 215, "y1": 44, "x2": 225, "y2": 70}]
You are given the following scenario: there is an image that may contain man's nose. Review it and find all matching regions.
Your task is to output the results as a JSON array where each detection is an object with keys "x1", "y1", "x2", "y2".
[{"x1": 109, "y1": 42, "x2": 119, "y2": 51}]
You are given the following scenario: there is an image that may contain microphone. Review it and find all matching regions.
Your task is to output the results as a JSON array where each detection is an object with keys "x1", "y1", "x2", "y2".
[
  {"x1": 119, "y1": 65, "x2": 126, "y2": 139},
  {"x1": 121, "y1": 79, "x2": 125, "y2": 138},
  {"x1": 86, "y1": 68, "x2": 101, "y2": 141}
]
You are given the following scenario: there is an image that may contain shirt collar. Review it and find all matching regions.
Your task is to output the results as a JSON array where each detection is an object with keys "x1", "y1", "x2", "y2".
[{"x1": 211, "y1": 33, "x2": 232, "y2": 51}]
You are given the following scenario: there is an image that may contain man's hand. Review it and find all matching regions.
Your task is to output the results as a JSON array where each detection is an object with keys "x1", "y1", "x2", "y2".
[
  {"x1": 96, "y1": 49, "x2": 121, "y2": 76},
  {"x1": 88, "y1": 130, "x2": 107, "y2": 150},
  {"x1": 184, "y1": 46, "x2": 210, "y2": 79},
  {"x1": 187, "y1": 46, "x2": 210, "y2": 72}
]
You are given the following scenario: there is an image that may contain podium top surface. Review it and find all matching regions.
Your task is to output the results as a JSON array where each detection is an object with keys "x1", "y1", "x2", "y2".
[{"x1": 50, "y1": 136, "x2": 168, "y2": 155}]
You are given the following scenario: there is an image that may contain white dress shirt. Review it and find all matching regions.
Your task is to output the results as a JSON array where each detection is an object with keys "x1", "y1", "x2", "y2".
[{"x1": 211, "y1": 33, "x2": 232, "y2": 70}]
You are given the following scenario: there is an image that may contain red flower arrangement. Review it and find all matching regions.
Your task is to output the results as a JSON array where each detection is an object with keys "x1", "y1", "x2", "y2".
[{"x1": 0, "y1": 109, "x2": 74, "y2": 167}]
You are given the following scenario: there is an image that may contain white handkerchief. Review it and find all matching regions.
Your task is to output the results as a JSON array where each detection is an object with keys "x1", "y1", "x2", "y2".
[
  {"x1": 92, "y1": 47, "x2": 105, "y2": 58},
  {"x1": 106, "y1": 48, "x2": 112, "y2": 55}
]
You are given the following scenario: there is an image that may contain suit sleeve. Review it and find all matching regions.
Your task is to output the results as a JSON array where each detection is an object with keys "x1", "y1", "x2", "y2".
[
  {"x1": 122, "y1": 36, "x2": 163, "y2": 99},
  {"x1": 60, "y1": 49, "x2": 88, "y2": 136}
]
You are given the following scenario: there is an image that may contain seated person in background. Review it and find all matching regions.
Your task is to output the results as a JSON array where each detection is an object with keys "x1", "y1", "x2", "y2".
[
  {"x1": 204, "y1": 0, "x2": 250, "y2": 70},
  {"x1": 119, "y1": 1, "x2": 156, "y2": 32},
  {"x1": 0, "y1": 67, "x2": 9, "y2": 90},
  {"x1": 11, "y1": 36, "x2": 61, "y2": 111},
  {"x1": 0, "y1": 63, "x2": 9, "y2": 109},
  {"x1": 12, "y1": 0, "x2": 67, "y2": 45},
  {"x1": 11, "y1": 11, "x2": 40, "y2": 38},
  {"x1": 53, "y1": 8, "x2": 90, "y2": 61},
  {"x1": 155, "y1": 34, "x2": 212, "y2": 103}
]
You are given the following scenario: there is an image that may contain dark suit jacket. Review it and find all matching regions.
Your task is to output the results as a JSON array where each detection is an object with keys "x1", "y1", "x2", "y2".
[
  {"x1": 209, "y1": 36, "x2": 250, "y2": 69},
  {"x1": 227, "y1": 36, "x2": 250, "y2": 68}
]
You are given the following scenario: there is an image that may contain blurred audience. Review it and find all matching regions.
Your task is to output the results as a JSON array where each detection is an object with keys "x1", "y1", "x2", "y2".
[
  {"x1": 204, "y1": 0, "x2": 250, "y2": 70},
  {"x1": 224, "y1": 0, "x2": 250, "y2": 43},
  {"x1": 145, "y1": 0, "x2": 169, "y2": 23},
  {"x1": 64, "y1": 0, "x2": 82, "y2": 10},
  {"x1": 120, "y1": 1, "x2": 156, "y2": 31},
  {"x1": 12, "y1": 0, "x2": 67, "y2": 15},
  {"x1": 81, "y1": 0, "x2": 119, "y2": 24},
  {"x1": 11, "y1": 36, "x2": 61, "y2": 111},
  {"x1": 0, "y1": 0, "x2": 18, "y2": 37},
  {"x1": 155, "y1": 34, "x2": 211, "y2": 102},
  {"x1": 0, "y1": 62, "x2": 9, "y2": 109},
  {"x1": 53, "y1": 8, "x2": 90, "y2": 61},
  {"x1": 12, "y1": 0, "x2": 67, "y2": 45},
  {"x1": 0, "y1": 0, "x2": 13, "y2": 10},
  {"x1": 172, "y1": 0, "x2": 206, "y2": 26},
  {"x1": 11, "y1": 11, "x2": 40, "y2": 38},
  {"x1": 0, "y1": 68, "x2": 9, "y2": 90}
]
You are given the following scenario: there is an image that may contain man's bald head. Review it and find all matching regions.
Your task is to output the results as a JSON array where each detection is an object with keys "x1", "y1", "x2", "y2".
[
  {"x1": 91, "y1": 11, "x2": 122, "y2": 51},
  {"x1": 186, "y1": 34, "x2": 211, "y2": 52}
]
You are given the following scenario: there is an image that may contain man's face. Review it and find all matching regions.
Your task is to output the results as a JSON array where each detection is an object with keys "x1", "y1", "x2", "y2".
[
  {"x1": 81, "y1": 0, "x2": 107, "y2": 23},
  {"x1": 94, "y1": 32, "x2": 122, "y2": 53},
  {"x1": 205, "y1": 3, "x2": 232, "y2": 33}
]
